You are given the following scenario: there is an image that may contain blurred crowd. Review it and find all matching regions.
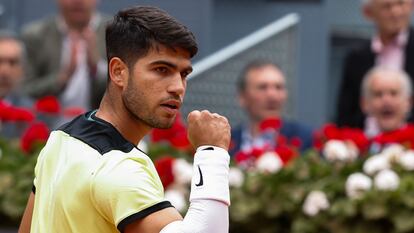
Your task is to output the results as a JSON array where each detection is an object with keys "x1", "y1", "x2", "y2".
[{"x1": 1, "y1": 0, "x2": 414, "y2": 159}]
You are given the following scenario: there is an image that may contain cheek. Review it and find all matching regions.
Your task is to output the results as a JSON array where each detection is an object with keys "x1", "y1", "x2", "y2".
[{"x1": 278, "y1": 92, "x2": 287, "y2": 102}]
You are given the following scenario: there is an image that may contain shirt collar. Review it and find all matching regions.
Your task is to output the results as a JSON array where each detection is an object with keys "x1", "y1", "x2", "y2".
[{"x1": 371, "y1": 29, "x2": 409, "y2": 53}]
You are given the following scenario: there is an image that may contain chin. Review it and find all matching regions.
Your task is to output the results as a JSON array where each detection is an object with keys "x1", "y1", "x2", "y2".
[
  {"x1": 379, "y1": 122, "x2": 399, "y2": 132},
  {"x1": 158, "y1": 119, "x2": 175, "y2": 129}
]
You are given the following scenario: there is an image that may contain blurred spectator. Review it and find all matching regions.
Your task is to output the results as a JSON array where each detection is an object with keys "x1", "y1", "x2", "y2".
[
  {"x1": 0, "y1": 31, "x2": 31, "y2": 106},
  {"x1": 230, "y1": 60, "x2": 313, "y2": 156},
  {"x1": 336, "y1": 0, "x2": 414, "y2": 129},
  {"x1": 361, "y1": 67, "x2": 412, "y2": 137},
  {"x1": 21, "y1": 0, "x2": 108, "y2": 114},
  {"x1": 0, "y1": 31, "x2": 33, "y2": 138}
]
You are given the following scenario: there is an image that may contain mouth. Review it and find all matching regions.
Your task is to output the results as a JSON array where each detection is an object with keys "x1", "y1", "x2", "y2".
[
  {"x1": 160, "y1": 100, "x2": 181, "y2": 111},
  {"x1": 379, "y1": 108, "x2": 395, "y2": 119}
]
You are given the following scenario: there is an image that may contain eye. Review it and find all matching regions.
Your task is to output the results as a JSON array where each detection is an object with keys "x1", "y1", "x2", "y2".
[
  {"x1": 155, "y1": 67, "x2": 169, "y2": 74},
  {"x1": 181, "y1": 71, "x2": 190, "y2": 79}
]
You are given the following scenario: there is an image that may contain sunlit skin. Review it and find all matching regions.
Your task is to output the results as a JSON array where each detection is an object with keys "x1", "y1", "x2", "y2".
[
  {"x1": 363, "y1": 0, "x2": 414, "y2": 44},
  {"x1": 239, "y1": 65, "x2": 287, "y2": 137},
  {"x1": 57, "y1": 0, "x2": 97, "y2": 30},
  {"x1": 362, "y1": 72, "x2": 411, "y2": 132},
  {"x1": 0, "y1": 39, "x2": 23, "y2": 98},
  {"x1": 96, "y1": 45, "x2": 193, "y2": 145}
]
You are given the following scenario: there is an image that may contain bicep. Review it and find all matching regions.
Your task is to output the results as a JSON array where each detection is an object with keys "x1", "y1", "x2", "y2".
[{"x1": 124, "y1": 207, "x2": 182, "y2": 233}]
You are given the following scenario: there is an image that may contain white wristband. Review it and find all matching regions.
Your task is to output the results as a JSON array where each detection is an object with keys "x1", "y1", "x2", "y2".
[{"x1": 189, "y1": 145, "x2": 230, "y2": 205}]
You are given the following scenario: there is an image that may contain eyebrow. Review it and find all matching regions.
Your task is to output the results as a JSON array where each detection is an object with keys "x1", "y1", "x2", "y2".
[{"x1": 150, "y1": 60, "x2": 193, "y2": 73}]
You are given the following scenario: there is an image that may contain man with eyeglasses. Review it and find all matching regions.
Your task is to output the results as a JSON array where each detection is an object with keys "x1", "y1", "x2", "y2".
[
  {"x1": 0, "y1": 31, "x2": 33, "y2": 138},
  {"x1": 336, "y1": 0, "x2": 414, "y2": 133}
]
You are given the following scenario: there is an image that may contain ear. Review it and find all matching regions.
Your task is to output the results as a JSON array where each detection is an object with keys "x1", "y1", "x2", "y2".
[
  {"x1": 360, "y1": 96, "x2": 370, "y2": 115},
  {"x1": 238, "y1": 92, "x2": 247, "y2": 108},
  {"x1": 362, "y1": 4, "x2": 374, "y2": 21},
  {"x1": 108, "y1": 57, "x2": 128, "y2": 88}
]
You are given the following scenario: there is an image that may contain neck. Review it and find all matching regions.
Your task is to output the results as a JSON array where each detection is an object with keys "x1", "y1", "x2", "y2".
[
  {"x1": 96, "y1": 90, "x2": 150, "y2": 145},
  {"x1": 248, "y1": 120, "x2": 261, "y2": 138},
  {"x1": 63, "y1": 16, "x2": 92, "y2": 32},
  {"x1": 378, "y1": 30, "x2": 400, "y2": 46}
]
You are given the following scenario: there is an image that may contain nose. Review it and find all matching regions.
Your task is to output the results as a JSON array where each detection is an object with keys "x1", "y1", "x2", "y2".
[{"x1": 167, "y1": 73, "x2": 186, "y2": 96}]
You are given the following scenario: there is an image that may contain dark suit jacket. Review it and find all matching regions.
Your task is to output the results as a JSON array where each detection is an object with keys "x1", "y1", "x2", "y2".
[
  {"x1": 336, "y1": 28, "x2": 414, "y2": 129},
  {"x1": 21, "y1": 14, "x2": 109, "y2": 109},
  {"x1": 229, "y1": 119, "x2": 314, "y2": 156}
]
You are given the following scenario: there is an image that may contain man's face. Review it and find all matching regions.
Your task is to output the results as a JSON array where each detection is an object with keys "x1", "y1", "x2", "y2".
[
  {"x1": 122, "y1": 45, "x2": 192, "y2": 129},
  {"x1": 58, "y1": 0, "x2": 97, "y2": 28},
  {"x1": 239, "y1": 65, "x2": 287, "y2": 122},
  {"x1": 364, "y1": 0, "x2": 413, "y2": 36},
  {"x1": 0, "y1": 39, "x2": 23, "y2": 98},
  {"x1": 362, "y1": 72, "x2": 411, "y2": 132}
]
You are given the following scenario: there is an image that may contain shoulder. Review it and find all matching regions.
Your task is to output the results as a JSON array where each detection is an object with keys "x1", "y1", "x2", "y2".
[
  {"x1": 59, "y1": 111, "x2": 136, "y2": 155},
  {"x1": 21, "y1": 16, "x2": 57, "y2": 39},
  {"x1": 345, "y1": 41, "x2": 372, "y2": 62}
]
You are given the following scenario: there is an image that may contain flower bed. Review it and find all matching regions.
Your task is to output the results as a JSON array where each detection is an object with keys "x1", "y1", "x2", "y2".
[{"x1": 3, "y1": 113, "x2": 414, "y2": 232}]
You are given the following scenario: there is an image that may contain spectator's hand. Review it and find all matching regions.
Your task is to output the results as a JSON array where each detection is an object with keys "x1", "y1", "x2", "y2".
[
  {"x1": 58, "y1": 32, "x2": 80, "y2": 88},
  {"x1": 187, "y1": 110, "x2": 231, "y2": 150},
  {"x1": 82, "y1": 27, "x2": 100, "y2": 76}
]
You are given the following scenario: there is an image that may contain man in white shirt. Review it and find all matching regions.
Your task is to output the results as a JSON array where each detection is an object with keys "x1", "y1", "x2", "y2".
[
  {"x1": 21, "y1": 0, "x2": 108, "y2": 114},
  {"x1": 336, "y1": 0, "x2": 414, "y2": 129},
  {"x1": 361, "y1": 67, "x2": 412, "y2": 137}
]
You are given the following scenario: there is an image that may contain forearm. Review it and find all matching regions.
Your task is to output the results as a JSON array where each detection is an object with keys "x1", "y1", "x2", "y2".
[
  {"x1": 160, "y1": 200, "x2": 228, "y2": 233},
  {"x1": 160, "y1": 146, "x2": 230, "y2": 233}
]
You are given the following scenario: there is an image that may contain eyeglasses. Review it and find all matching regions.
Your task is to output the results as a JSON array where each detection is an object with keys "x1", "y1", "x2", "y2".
[{"x1": 0, "y1": 57, "x2": 21, "y2": 67}]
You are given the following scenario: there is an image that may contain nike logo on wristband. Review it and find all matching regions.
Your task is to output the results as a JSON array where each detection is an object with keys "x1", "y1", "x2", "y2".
[{"x1": 195, "y1": 165, "x2": 204, "y2": 187}]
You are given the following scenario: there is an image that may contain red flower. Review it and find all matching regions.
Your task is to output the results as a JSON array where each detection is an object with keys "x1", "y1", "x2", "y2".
[
  {"x1": 251, "y1": 147, "x2": 265, "y2": 159},
  {"x1": 313, "y1": 123, "x2": 369, "y2": 153},
  {"x1": 290, "y1": 137, "x2": 302, "y2": 148},
  {"x1": 35, "y1": 96, "x2": 60, "y2": 114},
  {"x1": 322, "y1": 124, "x2": 341, "y2": 139},
  {"x1": 373, "y1": 124, "x2": 414, "y2": 148},
  {"x1": 259, "y1": 118, "x2": 282, "y2": 132},
  {"x1": 341, "y1": 127, "x2": 370, "y2": 152},
  {"x1": 234, "y1": 151, "x2": 250, "y2": 164},
  {"x1": 154, "y1": 156, "x2": 175, "y2": 189},
  {"x1": 151, "y1": 113, "x2": 190, "y2": 149},
  {"x1": 0, "y1": 100, "x2": 34, "y2": 122},
  {"x1": 276, "y1": 135, "x2": 288, "y2": 146},
  {"x1": 20, "y1": 121, "x2": 50, "y2": 153},
  {"x1": 170, "y1": 133, "x2": 191, "y2": 149},
  {"x1": 275, "y1": 145, "x2": 297, "y2": 165}
]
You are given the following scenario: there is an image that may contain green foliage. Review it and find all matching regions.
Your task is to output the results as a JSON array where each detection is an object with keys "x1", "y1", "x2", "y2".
[
  {"x1": 3, "y1": 140, "x2": 414, "y2": 233},
  {"x1": 229, "y1": 151, "x2": 414, "y2": 233},
  {"x1": 0, "y1": 138, "x2": 40, "y2": 226}
]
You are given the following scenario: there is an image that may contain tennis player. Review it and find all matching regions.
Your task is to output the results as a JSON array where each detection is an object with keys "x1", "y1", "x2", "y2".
[{"x1": 18, "y1": 5, "x2": 230, "y2": 233}]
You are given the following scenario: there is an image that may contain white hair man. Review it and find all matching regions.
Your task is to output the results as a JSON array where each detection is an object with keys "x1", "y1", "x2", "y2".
[
  {"x1": 361, "y1": 67, "x2": 412, "y2": 137},
  {"x1": 336, "y1": 0, "x2": 414, "y2": 129}
]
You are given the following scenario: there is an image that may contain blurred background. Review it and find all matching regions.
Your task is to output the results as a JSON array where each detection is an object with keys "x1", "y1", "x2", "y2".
[{"x1": 0, "y1": 0, "x2": 380, "y2": 129}]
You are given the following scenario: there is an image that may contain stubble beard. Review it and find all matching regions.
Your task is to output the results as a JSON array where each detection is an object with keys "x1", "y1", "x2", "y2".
[{"x1": 123, "y1": 83, "x2": 175, "y2": 129}]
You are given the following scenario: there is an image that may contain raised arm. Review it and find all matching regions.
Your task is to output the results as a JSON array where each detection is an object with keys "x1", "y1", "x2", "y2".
[{"x1": 126, "y1": 110, "x2": 231, "y2": 233}]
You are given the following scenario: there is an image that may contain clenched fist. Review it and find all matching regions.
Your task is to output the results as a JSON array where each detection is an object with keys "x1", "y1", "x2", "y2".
[{"x1": 187, "y1": 110, "x2": 231, "y2": 150}]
